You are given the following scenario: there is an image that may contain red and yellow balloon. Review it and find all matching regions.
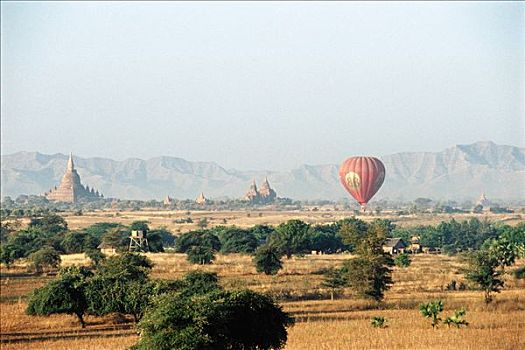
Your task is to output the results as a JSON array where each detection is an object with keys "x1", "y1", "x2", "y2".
[{"x1": 339, "y1": 156, "x2": 385, "y2": 209}]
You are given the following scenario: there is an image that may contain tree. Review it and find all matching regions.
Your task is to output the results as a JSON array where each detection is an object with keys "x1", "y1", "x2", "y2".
[
  {"x1": 85, "y1": 248, "x2": 106, "y2": 267},
  {"x1": 187, "y1": 245, "x2": 215, "y2": 264},
  {"x1": 272, "y1": 220, "x2": 310, "y2": 259},
  {"x1": 28, "y1": 214, "x2": 68, "y2": 234},
  {"x1": 250, "y1": 225, "x2": 276, "y2": 242},
  {"x1": 197, "y1": 217, "x2": 209, "y2": 229},
  {"x1": 464, "y1": 250, "x2": 504, "y2": 303},
  {"x1": 419, "y1": 300, "x2": 444, "y2": 329},
  {"x1": 130, "y1": 221, "x2": 150, "y2": 232},
  {"x1": 176, "y1": 230, "x2": 221, "y2": 253},
  {"x1": 254, "y1": 244, "x2": 283, "y2": 275},
  {"x1": 132, "y1": 289, "x2": 294, "y2": 350},
  {"x1": 86, "y1": 253, "x2": 155, "y2": 322},
  {"x1": 444, "y1": 309, "x2": 468, "y2": 328},
  {"x1": 26, "y1": 267, "x2": 91, "y2": 328},
  {"x1": 176, "y1": 230, "x2": 220, "y2": 264},
  {"x1": 62, "y1": 231, "x2": 88, "y2": 253},
  {"x1": 179, "y1": 271, "x2": 222, "y2": 297},
  {"x1": 29, "y1": 246, "x2": 61, "y2": 273},
  {"x1": 394, "y1": 253, "x2": 411, "y2": 268},
  {"x1": 101, "y1": 227, "x2": 128, "y2": 251},
  {"x1": 322, "y1": 267, "x2": 347, "y2": 300},
  {"x1": 219, "y1": 228, "x2": 258, "y2": 254},
  {"x1": 338, "y1": 219, "x2": 394, "y2": 301}
]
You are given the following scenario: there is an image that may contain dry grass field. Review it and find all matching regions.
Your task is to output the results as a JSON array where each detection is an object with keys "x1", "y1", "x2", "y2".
[
  {"x1": 16, "y1": 209, "x2": 522, "y2": 233},
  {"x1": 1, "y1": 250, "x2": 524, "y2": 350},
  {"x1": 1, "y1": 211, "x2": 524, "y2": 349}
]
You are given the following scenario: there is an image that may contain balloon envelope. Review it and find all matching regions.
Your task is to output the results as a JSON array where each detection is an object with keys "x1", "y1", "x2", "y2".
[{"x1": 339, "y1": 157, "x2": 385, "y2": 206}]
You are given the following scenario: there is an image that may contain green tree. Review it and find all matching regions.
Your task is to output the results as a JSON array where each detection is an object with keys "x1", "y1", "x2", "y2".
[
  {"x1": 26, "y1": 266, "x2": 91, "y2": 328},
  {"x1": 219, "y1": 228, "x2": 258, "y2": 254},
  {"x1": 101, "y1": 227, "x2": 128, "y2": 251},
  {"x1": 179, "y1": 271, "x2": 222, "y2": 297},
  {"x1": 272, "y1": 220, "x2": 310, "y2": 259},
  {"x1": 29, "y1": 246, "x2": 61, "y2": 274},
  {"x1": 394, "y1": 253, "x2": 411, "y2": 268},
  {"x1": 187, "y1": 245, "x2": 215, "y2": 264},
  {"x1": 464, "y1": 250, "x2": 503, "y2": 303},
  {"x1": 85, "y1": 248, "x2": 106, "y2": 267},
  {"x1": 322, "y1": 267, "x2": 347, "y2": 300},
  {"x1": 28, "y1": 214, "x2": 68, "y2": 234},
  {"x1": 62, "y1": 231, "x2": 88, "y2": 253},
  {"x1": 339, "y1": 219, "x2": 394, "y2": 301},
  {"x1": 254, "y1": 244, "x2": 283, "y2": 275},
  {"x1": 197, "y1": 217, "x2": 209, "y2": 229},
  {"x1": 419, "y1": 300, "x2": 444, "y2": 329},
  {"x1": 132, "y1": 289, "x2": 294, "y2": 350},
  {"x1": 176, "y1": 230, "x2": 220, "y2": 264},
  {"x1": 85, "y1": 253, "x2": 155, "y2": 322},
  {"x1": 130, "y1": 221, "x2": 150, "y2": 232}
]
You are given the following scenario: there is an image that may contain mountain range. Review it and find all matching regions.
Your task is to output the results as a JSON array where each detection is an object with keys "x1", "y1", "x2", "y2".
[{"x1": 1, "y1": 141, "x2": 524, "y2": 201}]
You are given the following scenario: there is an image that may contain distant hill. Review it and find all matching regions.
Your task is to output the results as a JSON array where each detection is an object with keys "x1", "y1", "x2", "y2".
[{"x1": 1, "y1": 141, "x2": 524, "y2": 201}]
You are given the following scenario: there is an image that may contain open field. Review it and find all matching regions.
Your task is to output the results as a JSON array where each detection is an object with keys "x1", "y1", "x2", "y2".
[
  {"x1": 10, "y1": 209, "x2": 523, "y2": 233},
  {"x1": 1, "y1": 251, "x2": 524, "y2": 349}
]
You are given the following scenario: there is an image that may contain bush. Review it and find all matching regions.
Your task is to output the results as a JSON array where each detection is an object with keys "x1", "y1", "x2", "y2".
[
  {"x1": 370, "y1": 316, "x2": 388, "y2": 328},
  {"x1": 254, "y1": 244, "x2": 283, "y2": 275},
  {"x1": 419, "y1": 300, "x2": 444, "y2": 328},
  {"x1": 394, "y1": 253, "x2": 411, "y2": 268},
  {"x1": 187, "y1": 245, "x2": 215, "y2": 264},
  {"x1": 132, "y1": 289, "x2": 294, "y2": 350},
  {"x1": 444, "y1": 309, "x2": 468, "y2": 328},
  {"x1": 29, "y1": 246, "x2": 61, "y2": 273},
  {"x1": 219, "y1": 228, "x2": 258, "y2": 254},
  {"x1": 514, "y1": 266, "x2": 525, "y2": 279}
]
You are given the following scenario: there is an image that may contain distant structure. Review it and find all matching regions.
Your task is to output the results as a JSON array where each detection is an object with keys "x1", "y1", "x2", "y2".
[
  {"x1": 244, "y1": 178, "x2": 277, "y2": 204},
  {"x1": 129, "y1": 230, "x2": 149, "y2": 252},
  {"x1": 382, "y1": 238, "x2": 407, "y2": 255},
  {"x1": 195, "y1": 192, "x2": 208, "y2": 205},
  {"x1": 45, "y1": 153, "x2": 103, "y2": 203},
  {"x1": 476, "y1": 193, "x2": 491, "y2": 209},
  {"x1": 97, "y1": 242, "x2": 117, "y2": 256},
  {"x1": 259, "y1": 177, "x2": 277, "y2": 203},
  {"x1": 163, "y1": 195, "x2": 174, "y2": 206}
]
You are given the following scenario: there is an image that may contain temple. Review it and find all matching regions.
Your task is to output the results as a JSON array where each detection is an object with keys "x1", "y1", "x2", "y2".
[
  {"x1": 45, "y1": 153, "x2": 103, "y2": 203},
  {"x1": 195, "y1": 192, "x2": 208, "y2": 205},
  {"x1": 244, "y1": 178, "x2": 277, "y2": 204}
]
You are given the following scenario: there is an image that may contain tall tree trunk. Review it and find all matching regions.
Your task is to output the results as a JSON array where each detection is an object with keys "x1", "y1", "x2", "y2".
[{"x1": 76, "y1": 312, "x2": 86, "y2": 328}]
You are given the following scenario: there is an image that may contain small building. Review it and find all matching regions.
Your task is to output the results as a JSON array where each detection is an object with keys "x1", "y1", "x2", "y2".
[
  {"x1": 409, "y1": 236, "x2": 422, "y2": 253},
  {"x1": 382, "y1": 238, "x2": 407, "y2": 255},
  {"x1": 97, "y1": 242, "x2": 117, "y2": 255}
]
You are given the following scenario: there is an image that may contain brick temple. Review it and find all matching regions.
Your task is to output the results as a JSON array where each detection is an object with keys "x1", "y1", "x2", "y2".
[{"x1": 45, "y1": 153, "x2": 103, "y2": 203}]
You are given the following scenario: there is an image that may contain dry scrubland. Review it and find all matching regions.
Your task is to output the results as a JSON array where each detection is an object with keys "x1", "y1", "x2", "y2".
[
  {"x1": 1, "y1": 251, "x2": 525, "y2": 349},
  {"x1": 56, "y1": 209, "x2": 524, "y2": 232},
  {"x1": 1, "y1": 211, "x2": 524, "y2": 349}
]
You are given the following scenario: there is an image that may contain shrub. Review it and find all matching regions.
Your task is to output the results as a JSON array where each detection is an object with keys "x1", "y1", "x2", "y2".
[
  {"x1": 370, "y1": 316, "x2": 388, "y2": 328},
  {"x1": 419, "y1": 300, "x2": 444, "y2": 329},
  {"x1": 444, "y1": 309, "x2": 468, "y2": 328},
  {"x1": 132, "y1": 289, "x2": 294, "y2": 350},
  {"x1": 29, "y1": 246, "x2": 61, "y2": 273},
  {"x1": 254, "y1": 244, "x2": 283, "y2": 275},
  {"x1": 394, "y1": 253, "x2": 411, "y2": 268},
  {"x1": 514, "y1": 266, "x2": 525, "y2": 280},
  {"x1": 187, "y1": 245, "x2": 215, "y2": 264}
]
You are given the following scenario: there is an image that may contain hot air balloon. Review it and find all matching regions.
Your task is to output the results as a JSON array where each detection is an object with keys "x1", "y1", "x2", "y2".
[{"x1": 339, "y1": 156, "x2": 385, "y2": 210}]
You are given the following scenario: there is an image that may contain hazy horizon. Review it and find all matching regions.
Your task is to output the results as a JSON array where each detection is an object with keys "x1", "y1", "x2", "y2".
[{"x1": 2, "y1": 2, "x2": 524, "y2": 171}]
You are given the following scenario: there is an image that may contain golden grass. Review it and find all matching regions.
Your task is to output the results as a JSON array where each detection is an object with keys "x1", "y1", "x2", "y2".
[{"x1": 1, "y1": 249, "x2": 524, "y2": 349}]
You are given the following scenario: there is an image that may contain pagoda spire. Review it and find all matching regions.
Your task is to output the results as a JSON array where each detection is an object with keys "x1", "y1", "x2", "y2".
[{"x1": 67, "y1": 152, "x2": 75, "y2": 171}]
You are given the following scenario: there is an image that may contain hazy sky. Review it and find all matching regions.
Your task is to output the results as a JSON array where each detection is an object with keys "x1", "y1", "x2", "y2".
[{"x1": 2, "y1": 1, "x2": 523, "y2": 170}]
